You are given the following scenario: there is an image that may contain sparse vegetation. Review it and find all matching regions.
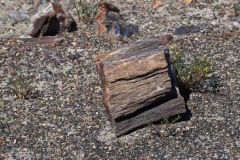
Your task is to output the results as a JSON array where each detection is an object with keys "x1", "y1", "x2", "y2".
[
  {"x1": 169, "y1": 44, "x2": 213, "y2": 89},
  {"x1": 1, "y1": 0, "x2": 239, "y2": 158},
  {"x1": 73, "y1": 0, "x2": 104, "y2": 24},
  {"x1": 149, "y1": 115, "x2": 182, "y2": 138},
  {"x1": 8, "y1": 75, "x2": 33, "y2": 99},
  {"x1": 233, "y1": 2, "x2": 240, "y2": 16}
]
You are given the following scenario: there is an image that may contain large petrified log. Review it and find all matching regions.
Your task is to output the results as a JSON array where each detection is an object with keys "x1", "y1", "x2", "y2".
[{"x1": 95, "y1": 38, "x2": 186, "y2": 136}]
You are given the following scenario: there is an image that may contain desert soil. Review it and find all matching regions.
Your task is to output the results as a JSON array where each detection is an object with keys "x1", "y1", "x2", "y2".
[{"x1": 0, "y1": 0, "x2": 240, "y2": 159}]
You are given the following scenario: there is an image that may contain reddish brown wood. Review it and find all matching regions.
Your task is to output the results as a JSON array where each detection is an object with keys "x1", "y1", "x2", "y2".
[
  {"x1": 29, "y1": 1, "x2": 77, "y2": 37},
  {"x1": 17, "y1": 36, "x2": 63, "y2": 47},
  {"x1": 95, "y1": 38, "x2": 186, "y2": 136}
]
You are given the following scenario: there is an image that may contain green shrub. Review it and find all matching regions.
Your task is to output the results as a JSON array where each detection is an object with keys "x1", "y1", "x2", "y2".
[
  {"x1": 169, "y1": 44, "x2": 213, "y2": 89},
  {"x1": 73, "y1": 0, "x2": 105, "y2": 24},
  {"x1": 9, "y1": 75, "x2": 33, "y2": 99},
  {"x1": 233, "y1": 2, "x2": 240, "y2": 16}
]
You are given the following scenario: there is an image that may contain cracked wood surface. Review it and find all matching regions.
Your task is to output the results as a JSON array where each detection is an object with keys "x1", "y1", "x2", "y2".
[{"x1": 95, "y1": 38, "x2": 186, "y2": 135}]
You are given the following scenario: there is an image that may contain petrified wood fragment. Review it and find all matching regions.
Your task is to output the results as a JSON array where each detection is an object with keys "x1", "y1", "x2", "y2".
[
  {"x1": 95, "y1": 2, "x2": 138, "y2": 39},
  {"x1": 17, "y1": 36, "x2": 63, "y2": 47},
  {"x1": 95, "y1": 38, "x2": 186, "y2": 136},
  {"x1": 29, "y1": 1, "x2": 77, "y2": 37}
]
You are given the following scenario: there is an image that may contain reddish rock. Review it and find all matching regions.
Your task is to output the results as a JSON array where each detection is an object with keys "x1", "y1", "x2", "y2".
[
  {"x1": 17, "y1": 36, "x2": 63, "y2": 47},
  {"x1": 29, "y1": 1, "x2": 77, "y2": 37},
  {"x1": 95, "y1": 2, "x2": 138, "y2": 39},
  {"x1": 159, "y1": 34, "x2": 173, "y2": 45},
  {"x1": 95, "y1": 38, "x2": 186, "y2": 136},
  {"x1": 152, "y1": 0, "x2": 165, "y2": 10}
]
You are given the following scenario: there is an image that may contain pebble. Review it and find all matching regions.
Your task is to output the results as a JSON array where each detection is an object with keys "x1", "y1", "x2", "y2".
[
  {"x1": 9, "y1": 10, "x2": 30, "y2": 22},
  {"x1": 175, "y1": 25, "x2": 201, "y2": 35}
]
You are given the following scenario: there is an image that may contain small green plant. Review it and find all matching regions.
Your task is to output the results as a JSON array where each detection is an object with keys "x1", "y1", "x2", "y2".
[
  {"x1": 169, "y1": 44, "x2": 213, "y2": 89},
  {"x1": 73, "y1": 0, "x2": 104, "y2": 24},
  {"x1": 233, "y1": 2, "x2": 240, "y2": 16},
  {"x1": 9, "y1": 75, "x2": 33, "y2": 99}
]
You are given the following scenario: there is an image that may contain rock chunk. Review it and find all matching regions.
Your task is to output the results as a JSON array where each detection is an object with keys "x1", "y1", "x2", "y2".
[
  {"x1": 152, "y1": 0, "x2": 165, "y2": 10},
  {"x1": 95, "y1": 38, "x2": 186, "y2": 136},
  {"x1": 95, "y1": 2, "x2": 138, "y2": 39},
  {"x1": 29, "y1": 1, "x2": 77, "y2": 37},
  {"x1": 9, "y1": 10, "x2": 30, "y2": 22},
  {"x1": 175, "y1": 25, "x2": 200, "y2": 35},
  {"x1": 159, "y1": 34, "x2": 173, "y2": 45}
]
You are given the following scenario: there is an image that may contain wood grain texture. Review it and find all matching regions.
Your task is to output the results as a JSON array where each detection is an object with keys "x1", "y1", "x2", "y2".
[{"x1": 95, "y1": 38, "x2": 186, "y2": 136}]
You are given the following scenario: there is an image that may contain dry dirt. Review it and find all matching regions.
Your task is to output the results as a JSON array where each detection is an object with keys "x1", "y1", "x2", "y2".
[{"x1": 0, "y1": 0, "x2": 240, "y2": 159}]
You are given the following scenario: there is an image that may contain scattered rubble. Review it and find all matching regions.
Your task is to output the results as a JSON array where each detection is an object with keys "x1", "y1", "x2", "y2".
[{"x1": 0, "y1": 0, "x2": 240, "y2": 159}]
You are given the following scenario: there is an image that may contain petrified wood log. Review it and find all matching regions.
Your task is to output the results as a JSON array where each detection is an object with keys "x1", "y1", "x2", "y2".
[{"x1": 95, "y1": 38, "x2": 186, "y2": 136}]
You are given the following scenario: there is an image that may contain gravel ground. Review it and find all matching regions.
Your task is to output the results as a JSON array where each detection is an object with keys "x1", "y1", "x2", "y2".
[{"x1": 0, "y1": 0, "x2": 240, "y2": 159}]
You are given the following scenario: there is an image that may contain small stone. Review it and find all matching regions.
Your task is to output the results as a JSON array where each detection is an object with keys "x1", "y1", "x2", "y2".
[
  {"x1": 183, "y1": 0, "x2": 193, "y2": 5},
  {"x1": 159, "y1": 34, "x2": 173, "y2": 45},
  {"x1": 176, "y1": 128, "x2": 181, "y2": 133},
  {"x1": 68, "y1": 54, "x2": 81, "y2": 61},
  {"x1": 152, "y1": 0, "x2": 165, "y2": 10},
  {"x1": 72, "y1": 41, "x2": 78, "y2": 47},
  {"x1": 175, "y1": 25, "x2": 201, "y2": 35},
  {"x1": 0, "y1": 137, "x2": 5, "y2": 146},
  {"x1": 9, "y1": 10, "x2": 30, "y2": 22},
  {"x1": 109, "y1": 21, "x2": 139, "y2": 39},
  {"x1": 236, "y1": 141, "x2": 240, "y2": 148},
  {"x1": 233, "y1": 21, "x2": 240, "y2": 29}
]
